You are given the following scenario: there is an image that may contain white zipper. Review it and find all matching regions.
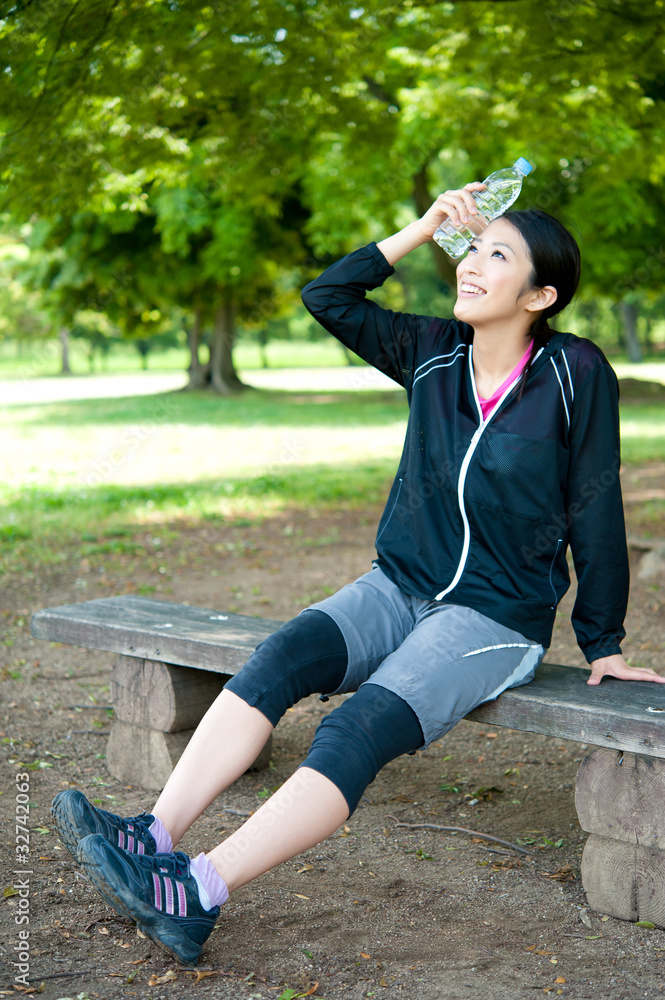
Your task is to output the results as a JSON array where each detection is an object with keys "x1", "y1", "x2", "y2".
[{"x1": 434, "y1": 345, "x2": 528, "y2": 602}]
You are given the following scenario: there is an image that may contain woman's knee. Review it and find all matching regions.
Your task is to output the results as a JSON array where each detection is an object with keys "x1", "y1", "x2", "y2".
[
  {"x1": 223, "y1": 610, "x2": 348, "y2": 725},
  {"x1": 302, "y1": 684, "x2": 423, "y2": 815}
]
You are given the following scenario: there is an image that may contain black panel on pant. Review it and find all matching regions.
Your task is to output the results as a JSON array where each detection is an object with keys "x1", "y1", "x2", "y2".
[
  {"x1": 224, "y1": 610, "x2": 348, "y2": 726},
  {"x1": 301, "y1": 682, "x2": 424, "y2": 816}
]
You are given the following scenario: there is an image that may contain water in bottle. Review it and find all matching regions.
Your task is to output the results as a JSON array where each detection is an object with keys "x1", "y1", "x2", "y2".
[{"x1": 433, "y1": 158, "x2": 534, "y2": 257}]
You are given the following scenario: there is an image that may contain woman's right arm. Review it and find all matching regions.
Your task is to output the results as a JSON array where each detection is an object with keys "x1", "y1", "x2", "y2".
[
  {"x1": 377, "y1": 182, "x2": 487, "y2": 266},
  {"x1": 301, "y1": 182, "x2": 487, "y2": 384}
]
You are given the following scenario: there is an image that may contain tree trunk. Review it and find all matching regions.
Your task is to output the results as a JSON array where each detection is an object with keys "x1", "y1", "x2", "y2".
[
  {"x1": 210, "y1": 300, "x2": 247, "y2": 394},
  {"x1": 259, "y1": 327, "x2": 270, "y2": 369},
  {"x1": 59, "y1": 328, "x2": 71, "y2": 375},
  {"x1": 340, "y1": 344, "x2": 359, "y2": 366},
  {"x1": 643, "y1": 316, "x2": 653, "y2": 354},
  {"x1": 619, "y1": 300, "x2": 642, "y2": 364},
  {"x1": 412, "y1": 164, "x2": 457, "y2": 290},
  {"x1": 187, "y1": 301, "x2": 210, "y2": 388}
]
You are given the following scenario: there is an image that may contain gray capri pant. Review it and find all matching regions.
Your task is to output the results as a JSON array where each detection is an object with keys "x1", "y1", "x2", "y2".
[{"x1": 304, "y1": 565, "x2": 546, "y2": 748}]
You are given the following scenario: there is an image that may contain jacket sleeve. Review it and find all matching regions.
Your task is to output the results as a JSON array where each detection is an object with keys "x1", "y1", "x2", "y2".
[
  {"x1": 301, "y1": 241, "x2": 435, "y2": 389},
  {"x1": 566, "y1": 346, "x2": 629, "y2": 663}
]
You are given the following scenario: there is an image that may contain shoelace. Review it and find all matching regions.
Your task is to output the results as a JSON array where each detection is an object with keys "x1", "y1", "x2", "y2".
[
  {"x1": 137, "y1": 850, "x2": 191, "y2": 879},
  {"x1": 113, "y1": 812, "x2": 154, "y2": 853}
]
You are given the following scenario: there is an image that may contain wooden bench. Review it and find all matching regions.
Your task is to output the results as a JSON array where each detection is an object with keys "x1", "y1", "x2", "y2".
[{"x1": 31, "y1": 595, "x2": 665, "y2": 929}]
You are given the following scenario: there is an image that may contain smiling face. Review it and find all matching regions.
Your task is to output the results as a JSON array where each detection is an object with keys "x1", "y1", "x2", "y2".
[{"x1": 452, "y1": 217, "x2": 556, "y2": 336}]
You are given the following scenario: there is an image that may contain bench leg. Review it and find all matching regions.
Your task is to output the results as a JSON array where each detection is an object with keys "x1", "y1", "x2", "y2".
[
  {"x1": 575, "y1": 747, "x2": 665, "y2": 925},
  {"x1": 105, "y1": 655, "x2": 273, "y2": 792}
]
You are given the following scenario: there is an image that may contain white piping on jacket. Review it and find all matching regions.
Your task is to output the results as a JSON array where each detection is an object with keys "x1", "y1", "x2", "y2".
[
  {"x1": 434, "y1": 344, "x2": 525, "y2": 602},
  {"x1": 561, "y1": 348, "x2": 574, "y2": 401},
  {"x1": 550, "y1": 356, "x2": 570, "y2": 430},
  {"x1": 412, "y1": 344, "x2": 466, "y2": 387}
]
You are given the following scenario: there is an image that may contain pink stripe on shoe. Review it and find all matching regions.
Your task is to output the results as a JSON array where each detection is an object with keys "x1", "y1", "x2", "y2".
[
  {"x1": 118, "y1": 830, "x2": 125, "y2": 850},
  {"x1": 137, "y1": 841, "x2": 144, "y2": 855},
  {"x1": 127, "y1": 835, "x2": 135, "y2": 852},
  {"x1": 164, "y1": 877, "x2": 174, "y2": 915},
  {"x1": 176, "y1": 882, "x2": 187, "y2": 916},
  {"x1": 152, "y1": 873, "x2": 162, "y2": 911}
]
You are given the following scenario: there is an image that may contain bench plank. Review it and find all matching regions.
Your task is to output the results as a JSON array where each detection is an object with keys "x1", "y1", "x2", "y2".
[
  {"x1": 30, "y1": 596, "x2": 284, "y2": 674},
  {"x1": 467, "y1": 662, "x2": 665, "y2": 759},
  {"x1": 30, "y1": 598, "x2": 665, "y2": 757}
]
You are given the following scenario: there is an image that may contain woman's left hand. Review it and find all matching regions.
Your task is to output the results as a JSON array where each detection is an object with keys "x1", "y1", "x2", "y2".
[{"x1": 587, "y1": 653, "x2": 665, "y2": 686}]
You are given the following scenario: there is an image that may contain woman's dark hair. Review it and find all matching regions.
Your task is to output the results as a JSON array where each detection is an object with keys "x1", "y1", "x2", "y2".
[{"x1": 502, "y1": 208, "x2": 581, "y2": 387}]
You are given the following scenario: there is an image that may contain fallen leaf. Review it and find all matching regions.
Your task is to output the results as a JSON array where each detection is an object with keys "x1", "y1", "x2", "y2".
[
  {"x1": 136, "y1": 927, "x2": 146, "y2": 939},
  {"x1": 292, "y1": 893, "x2": 309, "y2": 900},
  {"x1": 585, "y1": 934, "x2": 603, "y2": 940},
  {"x1": 360, "y1": 952, "x2": 371, "y2": 959},
  {"x1": 303, "y1": 981, "x2": 319, "y2": 996},
  {"x1": 191, "y1": 969, "x2": 218, "y2": 984},
  {"x1": 148, "y1": 969, "x2": 178, "y2": 985},
  {"x1": 296, "y1": 864, "x2": 314, "y2": 874},
  {"x1": 98, "y1": 926, "x2": 109, "y2": 935},
  {"x1": 636, "y1": 920, "x2": 656, "y2": 929},
  {"x1": 555, "y1": 977, "x2": 566, "y2": 984}
]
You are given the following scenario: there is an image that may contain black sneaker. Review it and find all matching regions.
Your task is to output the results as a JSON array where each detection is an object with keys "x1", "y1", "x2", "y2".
[
  {"x1": 51, "y1": 790, "x2": 157, "y2": 860},
  {"x1": 76, "y1": 834, "x2": 218, "y2": 966}
]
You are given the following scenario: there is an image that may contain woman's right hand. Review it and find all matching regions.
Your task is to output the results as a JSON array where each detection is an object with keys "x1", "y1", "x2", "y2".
[{"x1": 416, "y1": 182, "x2": 488, "y2": 241}]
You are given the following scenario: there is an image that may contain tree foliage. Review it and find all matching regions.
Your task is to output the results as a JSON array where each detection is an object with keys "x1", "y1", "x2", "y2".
[{"x1": 1, "y1": 0, "x2": 664, "y2": 382}]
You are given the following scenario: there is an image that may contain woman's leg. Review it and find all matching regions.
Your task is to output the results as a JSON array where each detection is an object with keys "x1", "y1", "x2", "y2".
[
  {"x1": 152, "y1": 610, "x2": 348, "y2": 845},
  {"x1": 207, "y1": 683, "x2": 423, "y2": 890},
  {"x1": 152, "y1": 690, "x2": 274, "y2": 845},
  {"x1": 208, "y1": 766, "x2": 348, "y2": 891}
]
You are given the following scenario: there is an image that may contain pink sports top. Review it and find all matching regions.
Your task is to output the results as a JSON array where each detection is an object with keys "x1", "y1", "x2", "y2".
[{"x1": 477, "y1": 340, "x2": 534, "y2": 420}]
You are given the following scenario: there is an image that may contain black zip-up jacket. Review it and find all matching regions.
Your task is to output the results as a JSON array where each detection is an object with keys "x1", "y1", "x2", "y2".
[{"x1": 301, "y1": 241, "x2": 629, "y2": 663}]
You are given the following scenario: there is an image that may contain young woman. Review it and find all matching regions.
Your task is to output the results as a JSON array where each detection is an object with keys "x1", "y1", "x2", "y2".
[{"x1": 52, "y1": 182, "x2": 664, "y2": 967}]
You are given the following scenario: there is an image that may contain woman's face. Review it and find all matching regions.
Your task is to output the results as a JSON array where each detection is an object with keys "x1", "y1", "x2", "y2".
[{"x1": 453, "y1": 217, "x2": 553, "y2": 332}]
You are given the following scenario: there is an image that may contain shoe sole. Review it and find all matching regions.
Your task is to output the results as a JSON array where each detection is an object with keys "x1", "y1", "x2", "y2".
[
  {"x1": 76, "y1": 836, "x2": 202, "y2": 966},
  {"x1": 51, "y1": 790, "x2": 87, "y2": 860}
]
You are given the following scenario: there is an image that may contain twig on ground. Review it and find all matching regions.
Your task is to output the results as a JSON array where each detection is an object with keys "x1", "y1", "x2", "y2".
[
  {"x1": 27, "y1": 970, "x2": 92, "y2": 983},
  {"x1": 84, "y1": 915, "x2": 120, "y2": 933},
  {"x1": 69, "y1": 704, "x2": 113, "y2": 711},
  {"x1": 385, "y1": 814, "x2": 534, "y2": 855},
  {"x1": 35, "y1": 672, "x2": 109, "y2": 681},
  {"x1": 220, "y1": 807, "x2": 252, "y2": 817}
]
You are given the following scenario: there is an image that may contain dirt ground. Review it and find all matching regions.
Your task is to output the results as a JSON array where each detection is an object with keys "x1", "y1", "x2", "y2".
[{"x1": 1, "y1": 462, "x2": 664, "y2": 1000}]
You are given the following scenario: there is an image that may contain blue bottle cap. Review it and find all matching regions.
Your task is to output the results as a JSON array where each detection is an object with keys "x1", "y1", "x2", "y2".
[{"x1": 514, "y1": 157, "x2": 533, "y2": 175}]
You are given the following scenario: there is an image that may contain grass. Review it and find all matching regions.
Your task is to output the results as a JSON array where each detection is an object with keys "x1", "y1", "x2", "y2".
[
  {"x1": 0, "y1": 386, "x2": 407, "y2": 573},
  {"x1": 1, "y1": 371, "x2": 664, "y2": 576}
]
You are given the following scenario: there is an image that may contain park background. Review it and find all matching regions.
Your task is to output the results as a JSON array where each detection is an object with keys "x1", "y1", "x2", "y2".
[{"x1": 1, "y1": 2, "x2": 665, "y2": 999}]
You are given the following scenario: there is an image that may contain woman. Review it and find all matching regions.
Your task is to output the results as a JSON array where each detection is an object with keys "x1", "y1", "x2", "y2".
[{"x1": 52, "y1": 182, "x2": 664, "y2": 966}]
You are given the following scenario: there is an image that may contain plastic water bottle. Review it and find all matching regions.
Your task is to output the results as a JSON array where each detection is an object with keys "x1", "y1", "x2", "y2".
[{"x1": 432, "y1": 157, "x2": 534, "y2": 257}]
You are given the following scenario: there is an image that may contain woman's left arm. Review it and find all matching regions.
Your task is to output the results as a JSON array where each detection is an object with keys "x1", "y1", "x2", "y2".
[
  {"x1": 588, "y1": 653, "x2": 665, "y2": 686},
  {"x1": 566, "y1": 348, "x2": 629, "y2": 665}
]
